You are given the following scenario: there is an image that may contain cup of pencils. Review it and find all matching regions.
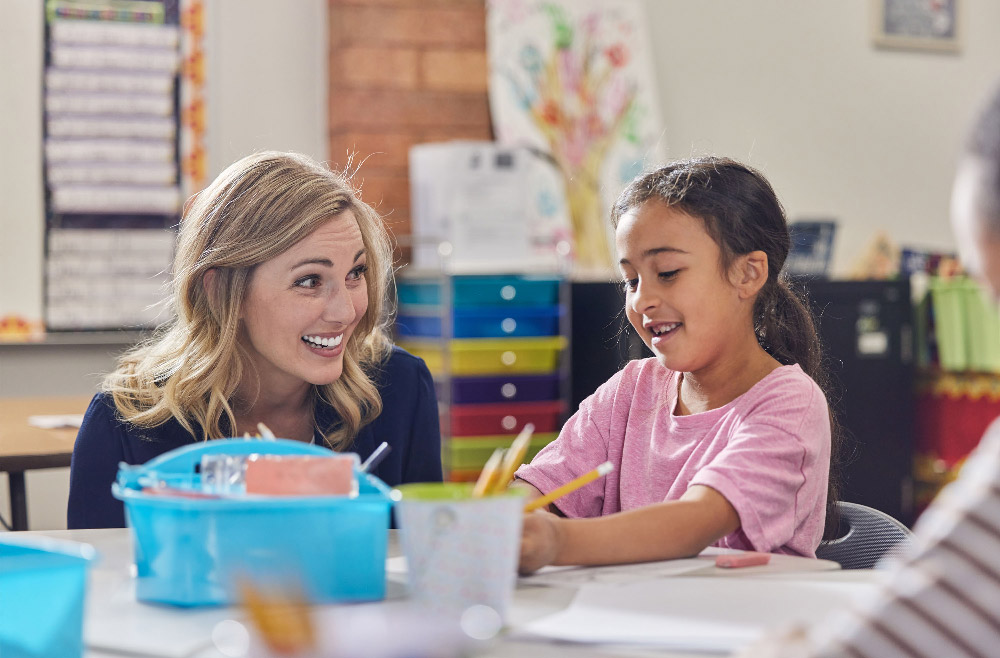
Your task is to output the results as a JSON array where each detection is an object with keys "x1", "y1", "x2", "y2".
[{"x1": 392, "y1": 425, "x2": 534, "y2": 625}]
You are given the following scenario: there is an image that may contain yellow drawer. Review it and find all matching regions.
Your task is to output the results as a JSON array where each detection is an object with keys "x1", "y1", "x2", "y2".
[{"x1": 399, "y1": 336, "x2": 566, "y2": 376}]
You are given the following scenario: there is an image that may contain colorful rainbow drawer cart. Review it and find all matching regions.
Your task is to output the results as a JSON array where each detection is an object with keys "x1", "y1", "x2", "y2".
[{"x1": 396, "y1": 274, "x2": 569, "y2": 481}]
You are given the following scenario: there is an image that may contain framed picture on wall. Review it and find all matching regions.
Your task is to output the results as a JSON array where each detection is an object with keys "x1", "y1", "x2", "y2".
[{"x1": 871, "y1": 0, "x2": 960, "y2": 53}]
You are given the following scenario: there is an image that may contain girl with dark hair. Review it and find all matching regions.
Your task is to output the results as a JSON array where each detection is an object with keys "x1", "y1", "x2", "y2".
[{"x1": 516, "y1": 157, "x2": 834, "y2": 572}]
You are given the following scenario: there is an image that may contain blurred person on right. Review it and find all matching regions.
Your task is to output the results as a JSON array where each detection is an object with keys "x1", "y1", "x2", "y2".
[{"x1": 740, "y1": 81, "x2": 1000, "y2": 658}]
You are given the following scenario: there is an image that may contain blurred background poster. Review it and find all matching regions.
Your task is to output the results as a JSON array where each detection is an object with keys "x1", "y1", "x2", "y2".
[
  {"x1": 486, "y1": 0, "x2": 666, "y2": 278},
  {"x1": 787, "y1": 220, "x2": 838, "y2": 278}
]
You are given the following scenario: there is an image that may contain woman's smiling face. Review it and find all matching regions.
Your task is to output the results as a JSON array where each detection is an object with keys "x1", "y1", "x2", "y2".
[{"x1": 239, "y1": 212, "x2": 369, "y2": 397}]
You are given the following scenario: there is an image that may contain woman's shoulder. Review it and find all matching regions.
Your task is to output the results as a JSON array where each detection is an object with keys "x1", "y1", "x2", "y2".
[
  {"x1": 81, "y1": 391, "x2": 121, "y2": 427},
  {"x1": 375, "y1": 344, "x2": 432, "y2": 384},
  {"x1": 356, "y1": 346, "x2": 438, "y2": 445},
  {"x1": 385, "y1": 344, "x2": 428, "y2": 370},
  {"x1": 82, "y1": 391, "x2": 195, "y2": 445},
  {"x1": 85, "y1": 390, "x2": 144, "y2": 424},
  {"x1": 366, "y1": 345, "x2": 434, "y2": 403}
]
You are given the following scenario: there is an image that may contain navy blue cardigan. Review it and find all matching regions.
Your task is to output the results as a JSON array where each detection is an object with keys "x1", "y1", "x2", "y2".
[{"x1": 68, "y1": 346, "x2": 442, "y2": 529}]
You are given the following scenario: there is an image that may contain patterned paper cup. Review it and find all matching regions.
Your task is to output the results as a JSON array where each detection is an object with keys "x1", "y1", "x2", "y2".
[{"x1": 393, "y1": 483, "x2": 526, "y2": 624}]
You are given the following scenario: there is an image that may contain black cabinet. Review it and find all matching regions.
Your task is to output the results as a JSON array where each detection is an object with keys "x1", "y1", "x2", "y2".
[
  {"x1": 569, "y1": 282, "x2": 644, "y2": 412},
  {"x1": 799, "y1": 278, "x2": 915, "y2": 525}
]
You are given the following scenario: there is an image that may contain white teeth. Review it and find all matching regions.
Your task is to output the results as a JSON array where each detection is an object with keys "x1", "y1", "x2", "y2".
[
  {"x1": 302, "y1": 334, "x2": 343, "y2": 348},
  {"x1": 650, "y1": 323, "x2": 680, "y2": 336}
]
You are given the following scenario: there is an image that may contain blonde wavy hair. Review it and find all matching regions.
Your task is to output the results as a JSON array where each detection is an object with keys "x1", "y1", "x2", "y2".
[{"x1": 105, "y1": 151, "x2": 394, "y2": 449}]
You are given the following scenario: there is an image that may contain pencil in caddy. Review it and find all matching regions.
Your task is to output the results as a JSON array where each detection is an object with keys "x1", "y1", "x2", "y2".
[{"x1": 112, "y1": 438, "x2": 392, "y2": 607}]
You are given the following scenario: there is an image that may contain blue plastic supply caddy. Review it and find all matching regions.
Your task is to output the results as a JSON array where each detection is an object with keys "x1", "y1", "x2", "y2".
[
  {"x1": 0, "y1": 535, "x2": 95, "y2": 658},
  {"x1": 113, "y1": 438, "x2": 392, "y2": 607}
]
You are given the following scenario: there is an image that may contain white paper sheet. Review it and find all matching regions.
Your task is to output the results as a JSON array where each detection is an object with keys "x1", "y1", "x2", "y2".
[
  {"x1": 521, "y1": 557, "x2": 712, "y2": 587},
  {"x1": 516, "y1": 577, "x2": 877, "y2": 653},
  {"x1": 28, "y1": 414, "x2": 84, "y2": 429}
]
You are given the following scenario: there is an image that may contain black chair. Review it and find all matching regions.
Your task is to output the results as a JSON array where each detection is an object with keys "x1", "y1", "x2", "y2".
[{"x1": 816, "y1": 501, "x2": 914, "y2": 570}]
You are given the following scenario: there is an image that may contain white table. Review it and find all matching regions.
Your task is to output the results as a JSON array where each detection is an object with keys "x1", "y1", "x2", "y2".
[{"x1": 20, "y1": 529, "x2": 880, "y2": 658}]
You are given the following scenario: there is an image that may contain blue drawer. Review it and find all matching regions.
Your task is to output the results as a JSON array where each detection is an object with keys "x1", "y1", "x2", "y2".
[
  {"x1": 397, "y1": 275, "x2": 561, "y2": 308},
  {"x1": 396, "y1": 306, "x2": 562, "y2": 338}
]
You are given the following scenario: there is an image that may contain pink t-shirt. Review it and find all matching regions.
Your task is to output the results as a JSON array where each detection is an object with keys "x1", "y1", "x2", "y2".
[{"x1": 515, "y1": 358, "x2": 831, "y2": 558}]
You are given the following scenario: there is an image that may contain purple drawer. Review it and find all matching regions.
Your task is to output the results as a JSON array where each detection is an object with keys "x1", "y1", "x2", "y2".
[{"x1": 444, "y1": 374, "x2": 561, "y2": 404}]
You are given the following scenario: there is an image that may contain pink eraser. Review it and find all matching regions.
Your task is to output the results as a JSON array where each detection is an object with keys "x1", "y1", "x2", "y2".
[
  {"x1": 715, "y1": 552, "x2": 771, "y2": 568},
  {"x1": 245, "y1": 455, "x2": 356, "y2": 496}
]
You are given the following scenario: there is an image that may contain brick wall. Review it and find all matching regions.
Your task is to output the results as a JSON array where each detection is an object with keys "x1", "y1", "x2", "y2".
[{"x1": 328, "y1": 0, "x2": 492, "y2": 257}]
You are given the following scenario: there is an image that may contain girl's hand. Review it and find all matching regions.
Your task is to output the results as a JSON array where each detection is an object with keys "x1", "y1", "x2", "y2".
[{"x1": 518, "y1": 510, "x2": 563, "y2": 574}]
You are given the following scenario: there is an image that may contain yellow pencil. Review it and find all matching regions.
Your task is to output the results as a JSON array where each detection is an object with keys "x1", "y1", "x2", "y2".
[
  {"x1": 489, "y1": 423, "x2": 535, "y2": 495},
  {"x1": 239, "y1": 580, "x2": 316, "y2": 654},
  {"x1": 472, "y1": 447, "x2": 505, "y2": 498},
  {"x1": 523, "y1": 461, "x2": 614, "y2": 513}
]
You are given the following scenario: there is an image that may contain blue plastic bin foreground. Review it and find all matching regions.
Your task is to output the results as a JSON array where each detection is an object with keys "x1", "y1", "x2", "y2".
[
  {"x1": 0, "y1": 535, "x2": 95, "y2": 658},
  {"x1": 113, "y1": 438, "x2": 392, "y2": 607}
]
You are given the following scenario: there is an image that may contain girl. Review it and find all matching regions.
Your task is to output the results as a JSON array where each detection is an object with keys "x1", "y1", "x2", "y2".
[
  {"x1": 516, "y1": 157, "x2": 835, "y2": 572},
  {"x1": 68, "y1": 151, "x2": 442, "y2": 529}
]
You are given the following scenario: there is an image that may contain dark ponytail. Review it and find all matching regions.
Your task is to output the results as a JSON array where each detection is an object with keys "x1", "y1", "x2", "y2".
[
  {"x1": 758, "y1": 277, "x2": 843, "y2": 537},
  {"x1": 755, "y1": 278, "x2": 820, "y2": 375},
  {"x1": 613, "y1": 156, "x2": 842, "y2": 538}
]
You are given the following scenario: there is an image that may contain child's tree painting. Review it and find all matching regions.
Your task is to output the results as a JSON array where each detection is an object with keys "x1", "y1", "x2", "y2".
[{"x1": 487, "y1": 0, "x2": 665, "y2": 275}]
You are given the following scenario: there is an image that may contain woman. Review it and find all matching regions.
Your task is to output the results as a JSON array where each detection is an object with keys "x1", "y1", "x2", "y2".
[{"x1": 68, "y1": 151, "x2": 441, "y2": 529}]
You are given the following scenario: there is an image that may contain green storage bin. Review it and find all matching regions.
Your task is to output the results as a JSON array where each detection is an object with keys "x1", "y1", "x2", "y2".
[
  {"x1": 964, "y1": 282, "x2": 1000, "y2": 372},
  {"x1": 930, "y1": 277, "x2": 969, "y2": 371},
  {"x1": 929, "y1": 276, "x2": 1000, "y2": 373},
  {"x1": 445, "y1": 433, "x2": 558, "y2": 471}
]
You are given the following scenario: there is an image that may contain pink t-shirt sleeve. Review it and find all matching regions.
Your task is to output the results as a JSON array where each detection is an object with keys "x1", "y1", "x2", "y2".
[
  {"x1": 514, "y1": 368, "x2": 629, "y2": 517},
  {"x1": 689, "y1": 374, "x2": 831, "y2": 554}
]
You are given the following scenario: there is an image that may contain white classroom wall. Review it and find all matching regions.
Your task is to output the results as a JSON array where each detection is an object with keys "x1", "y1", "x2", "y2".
[
  {"x1": 644, "y1": 1, "x2": 1000, "y2": 275},
  {"x1": 0, "y1": 1, "x2": 46, "y2": 323},
  {"x1": 3, "y1": 1, "x2": 1000, "y2": 529},
  {"x1": 203, "y1": 0, "x2": 329, "y2": 178}
]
